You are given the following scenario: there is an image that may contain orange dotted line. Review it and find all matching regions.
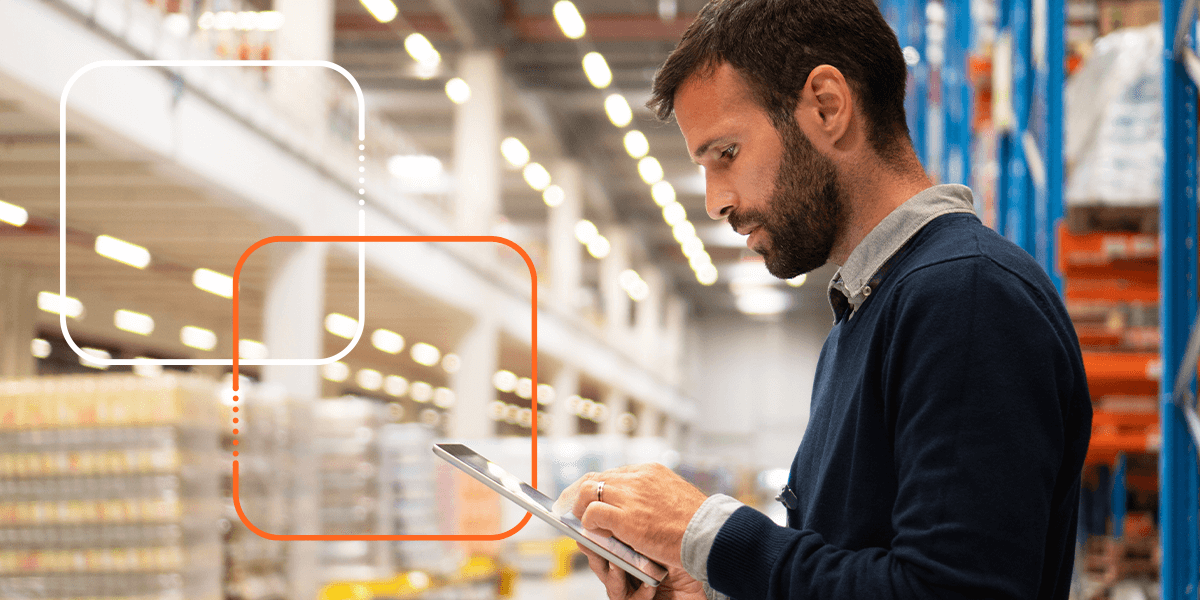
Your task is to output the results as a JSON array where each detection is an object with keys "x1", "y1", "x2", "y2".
[{"x1": 232, "y1": 395, "x2": 239, "y2": 457}]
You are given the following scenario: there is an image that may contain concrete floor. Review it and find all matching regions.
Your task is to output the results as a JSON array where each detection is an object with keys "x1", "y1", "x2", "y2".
[{"x1": 509, "y1": 570, "x2": 609, "y2": 600}]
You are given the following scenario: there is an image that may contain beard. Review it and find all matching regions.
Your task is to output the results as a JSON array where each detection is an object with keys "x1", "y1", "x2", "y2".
[{"x1": 726, "y1": 119, "x2": 845, "y2": 279}]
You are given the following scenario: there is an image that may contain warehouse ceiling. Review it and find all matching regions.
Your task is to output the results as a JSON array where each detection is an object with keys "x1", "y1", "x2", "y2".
[{"x1": 330, "y1": 0, "x2": 834, "y2": 318}]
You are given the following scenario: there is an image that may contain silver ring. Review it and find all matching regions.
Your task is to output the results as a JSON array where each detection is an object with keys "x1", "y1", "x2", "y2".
[{"x1": 597, "y1": 480, "x2": 605, "y2": 503}]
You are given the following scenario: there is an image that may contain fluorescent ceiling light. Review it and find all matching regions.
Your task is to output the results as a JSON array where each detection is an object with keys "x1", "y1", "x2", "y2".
[
  {"x1": 500, "y1": 137, "x2": 530, "y2": 168},
  {"x1": 542, "y1": 185, "x2": 565, "y2": 207},
  {"x1": 256, "y1": 11, "x2": 284, "y2": 31},
  {"x1": 371, "y1": 328, "x2": 404, "y2": 354},
  {"x1": 193, "y1": 268, "x2": 233, "y2": 298},
  {"x1": 95, "y1": 235, "x2": 150, "y2": 269},
  {"x1": 623, "y1": 130, "x2": 649, "y2": 158},
  {"x1": 638, "y1": 156, "x2": 663, "y2": 184},
  {"x1": 620, "y1": 269, "x2": 650, "y2": 301},
  {"x1": 442, "y1": 353, "x2": 461, "y2": 373},
  {"x1": 582, "y1": 52, "x2": 612, "y2": 88},
  {"x1": 574, "y1": 219, "x2": 599, "y2": 244},
  {"x1": 388, "y1": 155, "x2": 443, "y2": 180},
  {"x1": 536, "y1": 384, "x2": 555, "y2": 405},
  {"x1": 445, "y1": 78, "x2": 471, "y2": 104},
  {"x1": 553, "y1": 0, "x2": 587, "y2": 38},
  {"x1": 787, "y1": 274, "x2": 808, "y2": 287},
  {"x1": 415, "y1": 61, "x2": 439, "y2": 80},
  {"x1": 434, "y1": 388, "x2": 456, "y2": 408},
  {"x1": 385, "y1": 375, "x2": 409, "y2": 397},
  {"x1": 523, "y1": 162, "x2": 552, "y2": 191},
  {"x1": 662, "y1": 202, "x2": 687, "y2": 226},
  {"x1": 213, "y1": 11, "x2": 235, "y2": 29},
  {"x1": 604, "y1": 94, "x2": 632, "y2": 127},
  {"x1": 586, "y1": 235, "x2": 611, "y2": 259},
  {"x1": 672, "y1": 221, "x2": 697, "y2": 243},
  {"x1": 735, "y1": 287, "x2": 791, "y2": 316},
  {"x1": 0, "y1": 199, "x2": 28, "y2": 227},
  {"x1": 30, "y1": 338, "x2": 50, "y2": 359},
  {"x1": 651, "y1": 181, "x2": 676, "y2": 207},
  {"x1": 404, "y1": 33, "x2": 440, "y2": 64},
  {"x1": 80, "y1": 347, "x2": 111, "y2": 370},
  {"x1": 411, "y1": 342, "x2": 441, "y2": 366},
  {"x1": 133, "y1": 358, "x2": 162, "y2": 378},
  {"x1": 325, "y1": 313, "x2": 358, "y2": 339},
  {"x1": 322, "y1": 361, "x2": 350, "y2": 382},
  {"x1": 681, "y1": 236, "x2": 706, "y2": 258},
  {"x1": 114, "y1": 309, "x2": 155, "y2": 336},
  {"x1": 516, "y1": 377, "x2": 533, "y2": 399},
  {"x1": 37, "y1": 291, "x2": 83, "y2": 319},
  {"x1": 359, "y1": 0, "x2": 398, "y2": 23},
  {"x1": 688, "y1": 252, "x2": 713, "y2": 271},
  {"x1": 180, "y1": 326, "x2": 217, "y2": 351},
  {"x1": 410, "y1": 381, "x2": 434, "y2": 402},
  {"x1": 239, "y1": 339, "x2": 268, "y2": 359},
  {"x1": 356, "y1": 368, "x2": 384, "y2": 391},
  {"x1": 493, "y1": 369, "x2": 518, "y2": 392}
]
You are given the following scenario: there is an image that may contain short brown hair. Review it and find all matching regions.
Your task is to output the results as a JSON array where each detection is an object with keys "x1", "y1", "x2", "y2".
[{"x1": 649, "y1": 0, "x2": 911, "y2": 163}]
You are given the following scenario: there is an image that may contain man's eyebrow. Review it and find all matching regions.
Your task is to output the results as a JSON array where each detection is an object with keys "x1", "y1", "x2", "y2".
[{"x1": 691, "y1": 137, "x2": 732, "y2": 163}]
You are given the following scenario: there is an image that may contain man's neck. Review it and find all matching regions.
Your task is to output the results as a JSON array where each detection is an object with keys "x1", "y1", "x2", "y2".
[{"x1": 828, "y1": 155, "x2": 933, "y2": 266}]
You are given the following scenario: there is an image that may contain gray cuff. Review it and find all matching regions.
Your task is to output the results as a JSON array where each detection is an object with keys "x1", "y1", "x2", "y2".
[
  {"x1": 681, "y1": 493, "x2": 744, "y2": 584},
  {"x1": 703, "y1": 582, "x2": 733, "y2": 600}
]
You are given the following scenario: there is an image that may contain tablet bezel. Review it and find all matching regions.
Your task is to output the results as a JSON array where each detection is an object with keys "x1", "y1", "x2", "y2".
[{"x1": 432, "y1": 443, "x2": 667, "y2": 587}]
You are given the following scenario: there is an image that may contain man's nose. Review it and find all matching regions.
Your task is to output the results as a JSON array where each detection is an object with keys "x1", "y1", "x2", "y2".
[{"x1": 705, "y1": 177, "x2": 735, "y2": 221}]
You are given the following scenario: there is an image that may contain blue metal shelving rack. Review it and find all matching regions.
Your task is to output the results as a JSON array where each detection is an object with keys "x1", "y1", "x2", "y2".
[
  {"x1": 941, "y1": 0, "x2": 974, "y2": 188},
  {"x1": 1161, "y1": 0, "x2": 1200, "y2": 598},
  {"x1": 991, "y1": 0, "x2": 1063, "y2": 292},
  {"x1": 881, "y1": 0, "x2": 930, "y2": 169}
]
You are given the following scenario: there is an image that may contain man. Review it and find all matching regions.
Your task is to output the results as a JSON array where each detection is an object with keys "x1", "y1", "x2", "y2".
[{"x1": 561, "y1": 0, "x2": 1093, "y2": 598}]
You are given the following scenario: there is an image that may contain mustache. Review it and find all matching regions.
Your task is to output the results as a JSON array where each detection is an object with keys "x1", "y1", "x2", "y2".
[{"x1": 727, "y1": 209, "x2": 766, "y2": 234}]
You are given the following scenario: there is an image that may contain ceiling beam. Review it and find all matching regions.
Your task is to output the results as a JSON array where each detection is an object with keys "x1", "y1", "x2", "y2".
[{"x1": 511, "y1": 14, "x2": 696, "y2": 42}]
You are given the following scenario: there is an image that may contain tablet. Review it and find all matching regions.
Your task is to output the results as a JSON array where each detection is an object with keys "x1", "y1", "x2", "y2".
[{"x1": 433, "y1": 443, "x2": 667, "y2": 587}]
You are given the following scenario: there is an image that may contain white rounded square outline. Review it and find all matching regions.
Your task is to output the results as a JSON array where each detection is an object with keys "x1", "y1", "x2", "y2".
[{"x1": 59, "y1": 60, "x2": 367, "y2": 366}]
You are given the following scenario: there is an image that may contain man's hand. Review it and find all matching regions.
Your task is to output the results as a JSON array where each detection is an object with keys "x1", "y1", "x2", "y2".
[
  {"x1": 579, "y1": 545, "x2": 707, "y2": 600},
  {"x1": 564, "y1": 463, "x2": 709, "y2": 570}
]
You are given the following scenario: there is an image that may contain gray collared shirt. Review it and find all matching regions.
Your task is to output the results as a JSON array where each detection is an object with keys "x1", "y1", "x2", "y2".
[
  {"x1": 681, "y1": 184, "x2": 978, "y2": 600},
  {"x1": 828, "y1": 184, "x2": 976, "y2": 321}
]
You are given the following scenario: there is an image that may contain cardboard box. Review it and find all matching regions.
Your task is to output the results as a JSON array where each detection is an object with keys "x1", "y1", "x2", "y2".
[{"x1": 1098, "y1": 0, "x2": 1160, "y2": 35}]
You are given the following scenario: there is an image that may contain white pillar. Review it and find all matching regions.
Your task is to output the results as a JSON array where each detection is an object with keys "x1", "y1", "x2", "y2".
[
  {"x1": 637, "y1": 405, "x2": 660, "y2": 438},
  {"x1": 599, "y1": 228, "x2": 631, "y2": 339},
  {"x1": 665, "y1": 419, "x2": 684, "y2": 449},
  {"x1": 599, "y1": 389, "x2": 627, "y2": 436},
  {"x1": 270, "y1": 0, "x2": 336, "y2": 137},
  {"x1": 550, "y1": 366, "x2": 580, "y2": 438},
  {"x1": 0, "y1": 265, "x2": 39, "y2": 379},
  {"x1": 549, "y1": 160, "x2": 584, "y2": 309},
  {"x1": 661, "y1": 295, "x2": 688, "y2": 385},
  {"x1": 449, "y1": 315, "x2": 499, "y2": 439},
  {"x1": 453, "y1": 50, "x2": 503, "y2": 237},
  {"x1": 634, "y1": 265, "x2": 664, "y2": 364},
  {"x1": 259, "y1": 240, "x2": 327, "y2": 600}
]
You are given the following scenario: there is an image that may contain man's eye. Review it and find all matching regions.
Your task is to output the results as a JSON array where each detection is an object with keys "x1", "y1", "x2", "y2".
[{"x1": 720, "y1": 146, "x2": 738, "y2": 160}]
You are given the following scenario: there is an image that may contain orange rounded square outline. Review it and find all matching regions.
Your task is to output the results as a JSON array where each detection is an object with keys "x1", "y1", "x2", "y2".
[{"x1": 230, "y1": 235, "x2": 537, "y2": 541}]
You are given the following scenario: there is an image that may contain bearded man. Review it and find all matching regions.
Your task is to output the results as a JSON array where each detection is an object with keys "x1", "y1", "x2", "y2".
[{"x1": 560, "y1": 0, "x2": 1092, "y2": 599}]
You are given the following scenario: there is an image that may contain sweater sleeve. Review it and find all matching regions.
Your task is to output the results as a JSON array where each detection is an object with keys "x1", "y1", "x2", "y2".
[{"x1": 705, "y1": 257, "x2": 1078, "y2": 600}]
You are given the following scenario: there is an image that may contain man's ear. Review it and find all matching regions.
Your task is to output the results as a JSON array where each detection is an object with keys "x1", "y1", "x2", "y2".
[{"x1": 793, "y1": 65, "x2": 853, "y2": 150}]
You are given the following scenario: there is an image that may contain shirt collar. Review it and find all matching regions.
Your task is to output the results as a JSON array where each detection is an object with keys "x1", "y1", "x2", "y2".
[{"x1": 827, "y1": 184, "x2": 976, "y2": 321}]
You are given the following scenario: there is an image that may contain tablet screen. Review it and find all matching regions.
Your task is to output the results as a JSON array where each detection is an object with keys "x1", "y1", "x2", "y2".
[{"x1": 433, "y1": 443, "x2": 667, "y2": 586}]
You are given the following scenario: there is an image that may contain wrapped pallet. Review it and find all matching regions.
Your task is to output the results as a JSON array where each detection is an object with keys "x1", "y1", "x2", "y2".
[{"x1": 1065, "y1": 24, "x2": 1163, "y2": 207}]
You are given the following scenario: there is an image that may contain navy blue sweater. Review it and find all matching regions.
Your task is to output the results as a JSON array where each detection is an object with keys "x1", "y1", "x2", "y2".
[{"x1": 707, "y1": 213, "x2": 1092, "y2": 599}]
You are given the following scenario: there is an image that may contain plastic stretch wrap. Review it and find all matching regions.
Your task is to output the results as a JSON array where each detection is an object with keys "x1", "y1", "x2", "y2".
[{"x1": 1065, "y1": 24, "x2": 1164, "y2": 206}]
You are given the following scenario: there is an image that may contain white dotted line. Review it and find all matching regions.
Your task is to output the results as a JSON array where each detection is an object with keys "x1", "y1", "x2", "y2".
[{"x1": 359, "y1": 144, "x2": 367, "y2": 206}]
